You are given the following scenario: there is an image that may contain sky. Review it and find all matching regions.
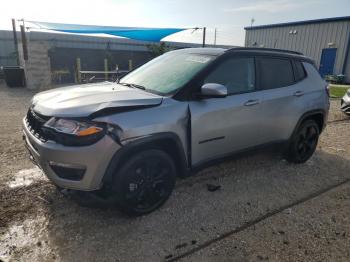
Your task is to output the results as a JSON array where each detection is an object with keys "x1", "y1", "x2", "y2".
[{"x1": 0, "y1": 0, "x2": 349, "y2": 46}]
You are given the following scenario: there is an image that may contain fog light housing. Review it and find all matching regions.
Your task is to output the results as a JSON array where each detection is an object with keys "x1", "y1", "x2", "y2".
[{"x1": 49, "y1": 161, "x2": 86, "y2": 181}]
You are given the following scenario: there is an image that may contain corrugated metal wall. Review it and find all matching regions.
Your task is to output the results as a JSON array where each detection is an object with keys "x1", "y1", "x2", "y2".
[
  {"x1": 0, "y1": 29, "x2": 234, "y2": 85},
  {"x1": 27, "y1": 31, "x2": 165, "y2": 52},
  {"x1": 0, "y1": 29, "x2": 235, "y2": 85},
  {"x1": 345, "y1": 50, "x2": 350, "y2": 79},
  {"x1": 0, "y1": 29, "x2": 232, "y2": 68},
  {"x1": 0, "y1": 30, "x2": 17, "y2": 66},
  {"x1": 245, "y1": 20, "x2": 350, "y2": 79}
]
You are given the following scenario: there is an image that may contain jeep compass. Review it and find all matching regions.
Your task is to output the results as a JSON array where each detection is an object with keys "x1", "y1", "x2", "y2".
[{"x1": 23, "y1": 47, "x2": 329, "y2": 215}]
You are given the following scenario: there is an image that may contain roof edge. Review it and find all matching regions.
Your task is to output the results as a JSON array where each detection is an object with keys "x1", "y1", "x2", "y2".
[
  {"x1": 227, "y1": 47, "x2": 303, "y2": 55},
  {"x1": 245, "y1": 16, "x2": 350, "y2": 30}
]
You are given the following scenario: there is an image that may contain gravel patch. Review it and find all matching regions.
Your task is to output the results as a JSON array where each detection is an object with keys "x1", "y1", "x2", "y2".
[
  {"x1": 328, "y1": 98, "x2": 349, "y2": 122},
  {"x1": 0, "y1": 82, "x2": 36, "y2": 183},
  {"x1": 182, "y1": 182, "x2": 350, "y2": 262}
]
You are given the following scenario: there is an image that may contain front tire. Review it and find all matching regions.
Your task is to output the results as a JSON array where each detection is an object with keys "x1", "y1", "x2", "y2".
[
  {"x1": 112, "y1": 149, "x2": 176, "y2": 216},
  {"x1": 285, "y1": 119, "x2": 320, "y2": 163}
]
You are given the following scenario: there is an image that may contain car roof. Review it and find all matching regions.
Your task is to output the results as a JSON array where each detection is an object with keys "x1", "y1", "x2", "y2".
[
  {"x1": 172, "y1": 47, "x2": 313, "y2": 62},
  {"x1": 171, "y1": 47, "x2": 227, "y2": 56},
  {"x1": 226, "y1": 47, "x2": 312, "y2": 61}
]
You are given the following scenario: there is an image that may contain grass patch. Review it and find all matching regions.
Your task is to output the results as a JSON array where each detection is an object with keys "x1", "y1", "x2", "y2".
[{"x1": 329, "y1": 84, "x2": 349, "y2": 98}]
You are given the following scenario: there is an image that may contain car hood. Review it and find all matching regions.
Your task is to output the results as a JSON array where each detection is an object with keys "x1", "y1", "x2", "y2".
[{"x1": 31, "y1": 82, "x2": 163, "y2": 118}]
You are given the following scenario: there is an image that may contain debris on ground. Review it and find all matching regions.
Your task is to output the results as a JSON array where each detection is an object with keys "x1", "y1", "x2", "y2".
[{"x1": 206, "y1": 183, "x2": 221, "y2": 192}]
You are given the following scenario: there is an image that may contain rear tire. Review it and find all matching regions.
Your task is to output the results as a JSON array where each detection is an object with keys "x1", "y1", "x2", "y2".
[
  {"x1": 285, "y1": 119, "x2": 319, "y2": 163},
  {"x1": 112, "y1": 149, "x2": 176, "y2": 216}
]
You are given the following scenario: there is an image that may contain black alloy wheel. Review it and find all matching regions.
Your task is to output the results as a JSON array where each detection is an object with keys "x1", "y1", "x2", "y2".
[
  {"x1": 285, "y1": 119, "x2": 320, "y2": 163},
  {"x1": 113, "y1": 149, "x2": 176, "y2": 215}
]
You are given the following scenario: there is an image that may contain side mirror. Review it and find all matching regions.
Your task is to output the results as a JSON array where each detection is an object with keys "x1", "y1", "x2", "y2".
[{"x1": 200, "y1": 83, "x2": 227, "y2": 98}]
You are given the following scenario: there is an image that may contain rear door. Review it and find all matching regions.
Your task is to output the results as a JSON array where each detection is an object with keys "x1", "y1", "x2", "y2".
[
  {"x1": 257, "y1": 56, "x2": 307, "y2": 142},
  {"x1": 189, "y1": 55, "x2": 267, "y2": 166}
]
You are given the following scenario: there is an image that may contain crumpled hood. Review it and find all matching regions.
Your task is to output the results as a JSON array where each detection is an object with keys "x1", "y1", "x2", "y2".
[{"x1": 32, "y1": 82, "x2": 163, "y2": 118}]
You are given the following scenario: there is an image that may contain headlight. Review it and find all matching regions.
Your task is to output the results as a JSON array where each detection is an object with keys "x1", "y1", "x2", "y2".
[
  {"x1": 44, "y1": 118, "x2": 104, "y2": 136},
  {"x1": 42, "y1": 118, "x2": 106, "y2": 146}
]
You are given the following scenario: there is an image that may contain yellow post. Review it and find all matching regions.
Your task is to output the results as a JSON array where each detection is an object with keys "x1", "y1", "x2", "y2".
[
  {"x1": 104, "y1": 58, "x2": 108, "y2": 81},
  {"x1": 128, "y1": 59, "x2": 133, "y2": 71},
  {"x1": 76, "y1": 57, "x2": 81, "y2": 83}
]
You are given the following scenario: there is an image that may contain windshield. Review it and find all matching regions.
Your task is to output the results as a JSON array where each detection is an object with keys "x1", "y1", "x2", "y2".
[{"x1": 119, "y1": 51, "x2": 215, "y2": 95}]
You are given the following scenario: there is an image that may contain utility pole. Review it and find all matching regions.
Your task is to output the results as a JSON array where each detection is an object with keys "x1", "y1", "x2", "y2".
[
  {"x1": 214, "y1": 28, "x2": 217, "y2": 46},
  {"x1": 250, "y1": 18, "x2": 255, "y2": 28},
  {"x1": 11, "y1": 19, "x2": 20, "y2": 65},
  {"x1": 202, "y1": 27, "x2": 206, "y2": 47}
]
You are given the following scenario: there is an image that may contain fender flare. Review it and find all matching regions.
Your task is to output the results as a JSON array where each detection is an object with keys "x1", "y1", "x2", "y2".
[
  {"x1": 290, "y1": 109, "x2": 326, "y2": 140},
  {"x1": 102, "y1": 132, "x2": 189, "y2": 185}
]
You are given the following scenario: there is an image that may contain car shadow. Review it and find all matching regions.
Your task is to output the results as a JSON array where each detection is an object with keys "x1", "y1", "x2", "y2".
[{"x1": 44, "y1": 148, "x2": 350, "y2": 261}]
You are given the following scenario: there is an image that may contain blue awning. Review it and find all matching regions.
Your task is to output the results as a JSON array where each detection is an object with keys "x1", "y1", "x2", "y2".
[{"x1": 28, "y1": 21, "x2": 187, "y2": 42}]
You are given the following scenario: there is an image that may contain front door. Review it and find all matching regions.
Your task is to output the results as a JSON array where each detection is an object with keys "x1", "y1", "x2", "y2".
[
  {"x1": 189, "y1": 56, "x2": 266, "y2": 166},
  {"x1": 319, "y1": 48, "x2": 337, "y2": 77}
]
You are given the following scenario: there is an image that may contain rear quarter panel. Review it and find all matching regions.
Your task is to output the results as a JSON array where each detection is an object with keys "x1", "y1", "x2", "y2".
[{"x1": 260, "y1": 62, "x2": 329, "y2": 142}]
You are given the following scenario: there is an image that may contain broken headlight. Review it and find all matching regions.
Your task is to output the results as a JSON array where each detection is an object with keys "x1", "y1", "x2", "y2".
[{"x1": 42, "y1": 118, "x2": 106, "y2": 146}]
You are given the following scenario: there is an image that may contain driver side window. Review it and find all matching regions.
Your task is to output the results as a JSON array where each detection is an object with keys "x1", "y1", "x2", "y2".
[{"x1": 204, "y1": 57, "x2": 255, "y2": 95}]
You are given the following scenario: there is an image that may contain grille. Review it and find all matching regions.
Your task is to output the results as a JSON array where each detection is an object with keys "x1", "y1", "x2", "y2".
[{"x1": 25, "y1": 109, "x2": 50, "y2": 142}]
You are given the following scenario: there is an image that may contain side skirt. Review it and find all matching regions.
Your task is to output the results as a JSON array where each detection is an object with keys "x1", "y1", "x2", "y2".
[{"x1": 190, "y1": 140, "x2": 288, "y2": 174}]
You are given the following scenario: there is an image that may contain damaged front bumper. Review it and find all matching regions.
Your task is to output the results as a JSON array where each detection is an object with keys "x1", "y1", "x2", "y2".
[{"x1": 22, "y1": 118, "x2": 120, "y2": 191}]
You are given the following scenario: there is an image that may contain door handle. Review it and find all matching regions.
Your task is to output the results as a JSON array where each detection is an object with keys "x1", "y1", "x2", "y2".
[
  {"x1": 294, "y1": 91, "x2": 304, "y2": 97},
  {"x1": 244, "y1": 99, "x2": 259, "y2": 106}
]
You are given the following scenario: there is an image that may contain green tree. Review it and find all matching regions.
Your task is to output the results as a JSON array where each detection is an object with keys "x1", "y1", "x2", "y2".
[{"x1": 147, "y1": 42, "x2": 173, "y2": 57}]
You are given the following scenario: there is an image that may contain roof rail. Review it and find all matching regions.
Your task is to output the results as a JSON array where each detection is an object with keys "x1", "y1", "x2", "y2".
[{"x1": 227, "y1": 47, "x2": 303, "y2": 55}]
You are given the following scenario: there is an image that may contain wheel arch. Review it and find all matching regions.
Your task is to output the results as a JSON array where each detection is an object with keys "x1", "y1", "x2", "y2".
[
  {"x1": 102, "y1": 132, "x2": 189, "y2": 186},
  {"x1": 291, "y1": 109, "x2": 326, "y2": 139}
]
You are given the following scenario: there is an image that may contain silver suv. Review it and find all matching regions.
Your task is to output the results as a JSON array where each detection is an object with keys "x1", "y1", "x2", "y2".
[
  {"x1": 23, "y1": 47, "x2": 329, "y2": 215},
  {"x1": 341, "y1": 88, "x2": 350, "y2": 115}
]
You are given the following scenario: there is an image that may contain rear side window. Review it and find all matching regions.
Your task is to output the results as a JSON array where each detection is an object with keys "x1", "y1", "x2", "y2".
[
  {"x1": 258, "y1": 57, "x2": 294, "y2": 89},
  {"x1": 294, "y1": 60, "x2": 307, "y2": 81}
]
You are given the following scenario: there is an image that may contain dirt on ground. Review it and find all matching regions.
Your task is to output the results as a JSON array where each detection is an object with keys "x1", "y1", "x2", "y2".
[
  {"x1": 0, "y1": 81, "x2": 349, "y2": 262},
  {"x1": 183, "y1": 181, "x2": 350, "y2": 262}
]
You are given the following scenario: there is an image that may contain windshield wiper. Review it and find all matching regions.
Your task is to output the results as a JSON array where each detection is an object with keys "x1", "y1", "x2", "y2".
[{"x1": 119, "y1": 82, "x2": 146, "y2": 90}]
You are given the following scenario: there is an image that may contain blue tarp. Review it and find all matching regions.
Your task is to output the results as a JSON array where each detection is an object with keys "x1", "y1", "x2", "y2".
[{"x1": 28, "y1": 21, "x2": 187, "y2": 42}]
